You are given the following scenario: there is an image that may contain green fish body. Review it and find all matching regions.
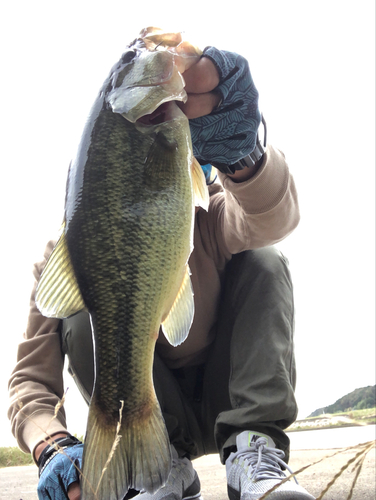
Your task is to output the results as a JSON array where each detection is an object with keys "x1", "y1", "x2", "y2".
[{"x1": 36, "y1": 28, "x2": 207, "y2": 500}]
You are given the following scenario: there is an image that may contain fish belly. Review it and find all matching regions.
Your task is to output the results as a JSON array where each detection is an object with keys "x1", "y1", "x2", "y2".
[{"x1": 67, "y1": 108, "x2": 193, "y2": 499}]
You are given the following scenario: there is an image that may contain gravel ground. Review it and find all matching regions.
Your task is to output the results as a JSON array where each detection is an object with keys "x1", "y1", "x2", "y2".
[{"x1": 0, "y1": 444, "x2": 374, "y2": 500}]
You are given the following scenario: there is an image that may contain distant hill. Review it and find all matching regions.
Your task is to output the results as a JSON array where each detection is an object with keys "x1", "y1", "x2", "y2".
[{"x1": 308, "y1": 385, "x2": 376, "y2": 417}]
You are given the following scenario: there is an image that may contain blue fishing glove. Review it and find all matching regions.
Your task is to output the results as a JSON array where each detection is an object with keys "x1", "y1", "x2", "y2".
[
  {"x1": 37, "y1": 436, "x2": 83, "y2": 500},
  {"x1": 189, "y1": 47, "x2": 261, "y2": 172}
]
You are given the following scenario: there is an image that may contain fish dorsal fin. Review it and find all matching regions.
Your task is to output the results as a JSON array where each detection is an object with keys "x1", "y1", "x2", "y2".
[
  {"x1": 161, "y1": 265, "x2": 194, "y2": 346},
  {"x1": 35, "y1": 225, "x2": 86, "y2": 318},
  {"x1": 192, "y1": 156, "x2": 209, "y2": 211}
]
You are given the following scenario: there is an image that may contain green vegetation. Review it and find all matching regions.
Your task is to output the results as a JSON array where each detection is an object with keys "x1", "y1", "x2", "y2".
[
  {"x1": 0, "y1": 446, "x2": 34, "y2": 468},
  {"x1": 288, "y1": 406, "x2": 376, "y2": 432},
  {"x1": 344, "y1": 407, "x2": 376, "y2": 425},
  {"x1": 0, "y1": 435, "x2": 84, "y2": 468},
  {"x1": 309, "y1": 385, "x2": 375, "y2": 417}
]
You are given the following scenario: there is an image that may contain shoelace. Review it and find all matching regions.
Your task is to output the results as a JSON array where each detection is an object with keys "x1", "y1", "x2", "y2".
[{"x1": 237, "y1": 437, "x2": 298, "y2": 484}]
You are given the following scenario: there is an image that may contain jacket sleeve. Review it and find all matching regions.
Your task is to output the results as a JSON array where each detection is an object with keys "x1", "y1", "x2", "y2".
[
  {"x1": 197, "y1": 144, "x2": 300, "y2": 265},
  {"x1": 8, "y1": 240, "x2": 68, "y2": 458}
]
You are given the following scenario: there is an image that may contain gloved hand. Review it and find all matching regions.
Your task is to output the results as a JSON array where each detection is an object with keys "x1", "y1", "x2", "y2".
[
  {"x1": 37, "y1": 440, "x2": 83, "y2": 500},
  {"x1": 188, "y1": 47, "x2": 261, "y2": 172}
]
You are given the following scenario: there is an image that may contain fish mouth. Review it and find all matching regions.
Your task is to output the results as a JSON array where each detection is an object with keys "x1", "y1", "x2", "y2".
[{"x1": 136, "y1": 101, "x2": 184, "y2": 126}]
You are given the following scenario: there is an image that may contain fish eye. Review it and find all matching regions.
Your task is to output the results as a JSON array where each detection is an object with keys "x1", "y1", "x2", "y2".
[{"x1": 121, "y1": 50, "x2": 136, "y2": 64}]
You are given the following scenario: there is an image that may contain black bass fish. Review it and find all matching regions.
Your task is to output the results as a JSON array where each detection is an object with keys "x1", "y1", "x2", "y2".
[{"x1": 35, "y1": 27, "x2": 208, "y2": 500}]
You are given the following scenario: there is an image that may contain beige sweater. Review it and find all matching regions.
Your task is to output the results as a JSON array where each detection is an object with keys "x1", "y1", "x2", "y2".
[{"x1": 8, "y1": 145, "x2": 299, "y2": 458}]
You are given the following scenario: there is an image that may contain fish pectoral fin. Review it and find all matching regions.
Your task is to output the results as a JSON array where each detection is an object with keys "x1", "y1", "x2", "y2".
[
  {"x1": 161, "y1": 266, "x2": 194, "y2": 346},
  {"x1": 192, "y1": 156, "x2": 209, "y2": 211},
  {"x1": 35, "y1": 225, "x2": 86, "y2": 318}
]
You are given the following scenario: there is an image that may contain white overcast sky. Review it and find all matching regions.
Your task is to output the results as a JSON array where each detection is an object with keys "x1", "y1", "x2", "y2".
[{"x1": 0, "y1": 1, "x2": 374, "y2": 446}]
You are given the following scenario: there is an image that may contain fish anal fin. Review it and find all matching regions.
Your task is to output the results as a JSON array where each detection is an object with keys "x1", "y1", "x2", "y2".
[
  {"x1": 162, "y1": 265, "x2": 194, "y2": 347},
  {"x1": 192, "y1": 156, "x2": 209, "y2": 211},
  {"x1": 35, "y1": 225, "x2": 85, "y2": 318}
]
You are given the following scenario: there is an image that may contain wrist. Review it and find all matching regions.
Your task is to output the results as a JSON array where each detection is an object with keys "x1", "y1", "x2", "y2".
[
  {"x1": 34, "y1": 432, "x2": 70, "y2": 462},
  {"x1": 227, "y1": 154, "x2": 264, "y2": 182},
  {"x1": 36, "y1": 434, "x2": 82, "y2": 477}
]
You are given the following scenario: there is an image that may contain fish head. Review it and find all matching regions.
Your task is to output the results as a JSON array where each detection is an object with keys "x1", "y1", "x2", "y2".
[{"x1": 106, "y1": 27, "x2": 202, "y2": 124}]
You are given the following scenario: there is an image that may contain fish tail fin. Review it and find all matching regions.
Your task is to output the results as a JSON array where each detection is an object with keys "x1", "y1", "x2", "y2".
[{"x1": 81, "y1": 396, "x2": 171, "y2": 500}]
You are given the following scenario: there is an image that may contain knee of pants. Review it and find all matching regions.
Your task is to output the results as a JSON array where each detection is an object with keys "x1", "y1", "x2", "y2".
[
  {"x1": 226, "y1": 247, "x2": 293, "y2": 306},
  {"x1": 233, "y1": 246, "x2": 290, "y2": 278}
]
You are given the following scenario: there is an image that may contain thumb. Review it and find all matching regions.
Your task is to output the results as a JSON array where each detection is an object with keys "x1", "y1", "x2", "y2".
[
  {"x1": 177, "y1": 92, "x2": 221, "y2": 119},
  {"x1": 183, "y1": 57, "x2": 220, "y2": 94},
  {"x1": 68, "y1": 481, "x2": 81, "y2": 500}
]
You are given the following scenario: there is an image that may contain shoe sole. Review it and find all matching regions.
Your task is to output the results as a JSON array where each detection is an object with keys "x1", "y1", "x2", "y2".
[
  {"x1": 227, "y1": 485, "x2": 240, "y2": 500},
  {"x1": 228, "y1": 483, "x2": 315, "y2": 500},
  {"x1": 183, "y1": 472, "x2": 201, "y2": 500}
]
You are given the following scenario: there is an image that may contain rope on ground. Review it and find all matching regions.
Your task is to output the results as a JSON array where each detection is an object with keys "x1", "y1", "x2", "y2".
[{"x1": 258, "y1": 440, "x2": 375, "y2": 500}]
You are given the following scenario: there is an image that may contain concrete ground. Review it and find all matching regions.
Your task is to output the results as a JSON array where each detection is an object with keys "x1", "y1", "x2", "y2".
[{"x1": 0, "y1": 444, "x2": 374, "y2": 499}]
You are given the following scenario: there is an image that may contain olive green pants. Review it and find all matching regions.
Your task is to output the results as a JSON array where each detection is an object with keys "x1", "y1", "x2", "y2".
[{"x1": 61, "y1": 247, "x2": 297, "y2": 465}]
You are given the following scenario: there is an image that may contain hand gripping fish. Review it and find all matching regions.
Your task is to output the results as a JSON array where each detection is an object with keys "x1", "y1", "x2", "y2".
[{"x1": 35, "y1": 27, "x2": 209, "y2": 500}]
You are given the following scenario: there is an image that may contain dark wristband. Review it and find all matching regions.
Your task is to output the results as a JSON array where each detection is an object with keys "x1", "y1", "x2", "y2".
[{"x1": 37, "y1": 435, "x2": 82, "y2": 476}]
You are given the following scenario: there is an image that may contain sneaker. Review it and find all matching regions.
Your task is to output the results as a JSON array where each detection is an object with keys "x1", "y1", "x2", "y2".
[
  {"x1": 135, "y1": 446, "x2": 201, "y2": 499},
  {"x1": 226, "y1": 431, "x2": 315, "y2": 500}
]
